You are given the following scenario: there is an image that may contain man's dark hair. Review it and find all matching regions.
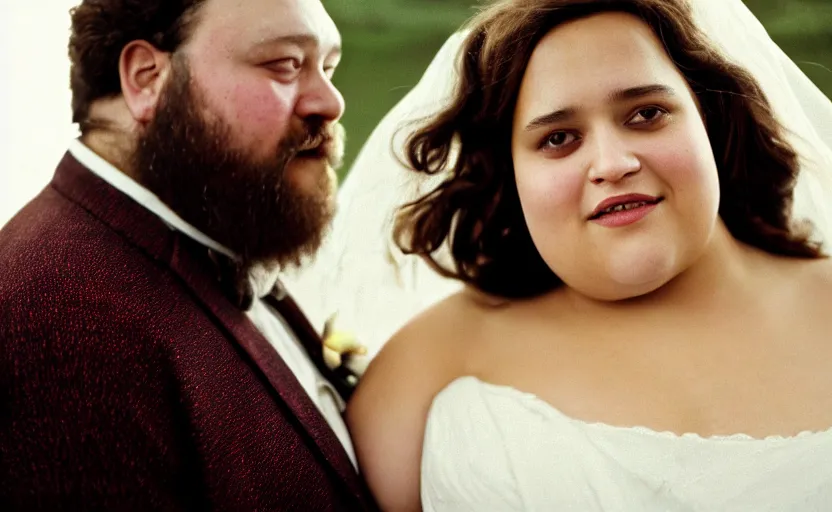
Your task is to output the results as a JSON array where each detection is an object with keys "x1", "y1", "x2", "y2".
[{"x1": 68, "y1": 0, "x2": 208, "y2": 133}]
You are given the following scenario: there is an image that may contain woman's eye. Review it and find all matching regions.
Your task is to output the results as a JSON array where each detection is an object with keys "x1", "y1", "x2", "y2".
[
  {"x1": 541, "y1": 131, "x2": 578, "y2": 150},
  {"x1": 628, "y1": 107, "x2": 667, "y2": 125}
]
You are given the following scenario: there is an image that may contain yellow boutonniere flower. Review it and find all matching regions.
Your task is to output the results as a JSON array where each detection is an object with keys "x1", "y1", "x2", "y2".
[{"x1": 322, "y1": 314, "x2": 368, "y2": 371}]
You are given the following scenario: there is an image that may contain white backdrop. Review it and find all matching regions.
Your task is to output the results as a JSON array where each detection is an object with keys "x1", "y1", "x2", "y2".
[{"x1": 1, "y1": 1, "x2": 81, "y2": 228}]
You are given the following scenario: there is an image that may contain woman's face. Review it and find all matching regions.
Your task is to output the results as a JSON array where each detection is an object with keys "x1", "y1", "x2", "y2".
[{"x1": 511, "y1": 11, "x2": 721, "y2": 301}]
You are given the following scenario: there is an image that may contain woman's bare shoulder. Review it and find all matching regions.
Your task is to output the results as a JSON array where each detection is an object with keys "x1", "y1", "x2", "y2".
[
  {"x1": 787, "y1": 254, "x2": 832, "y2": 289},
  {"x1": 344, "y1": 287, "x2": 502, "y2": 511},
  {"x1": 804, "y1": 256, "x2": 832, "y2": 295},
  {"x1": 355, "y1": 287, "x2": 499, "y2": 385},
  {"x1": 346, "y1": 285, "x2": 510, "y2": 430},
  {"x1": 772, "y1": 255, "x2": 832, "y2": 318}
]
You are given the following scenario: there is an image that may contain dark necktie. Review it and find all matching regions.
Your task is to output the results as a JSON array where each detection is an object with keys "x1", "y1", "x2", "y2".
[
  {"x1": 263, "y1": 291, "x2": 359, "y2": 403},
  {"x1": 209, "y1": 248, "x2": 359, "y2": 402}
]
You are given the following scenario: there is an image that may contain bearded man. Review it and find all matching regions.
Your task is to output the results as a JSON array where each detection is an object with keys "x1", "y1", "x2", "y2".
[{"x1": 0, "y1": 0, "x2": 376, "y2": 510}]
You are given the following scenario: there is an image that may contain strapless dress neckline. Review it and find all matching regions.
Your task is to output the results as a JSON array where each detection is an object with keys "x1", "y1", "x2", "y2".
[{"x1": 420, "y1": 376, "x2": 832, "y2": 511}]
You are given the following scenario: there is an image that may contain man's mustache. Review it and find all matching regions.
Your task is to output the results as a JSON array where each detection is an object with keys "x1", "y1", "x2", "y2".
[{"x1": 290, "y1": 122, "x2": 346, "y2": 170}]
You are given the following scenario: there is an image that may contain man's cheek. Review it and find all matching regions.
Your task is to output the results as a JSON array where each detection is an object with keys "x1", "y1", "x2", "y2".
[
  {"x1": 236, "y1": 82, "x2": 293, "y2": 132},
  {"x1": 203, "y1": 78, "x2": 295, "y2": 146}
]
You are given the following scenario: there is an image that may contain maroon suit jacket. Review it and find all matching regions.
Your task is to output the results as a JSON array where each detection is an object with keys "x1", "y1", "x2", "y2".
[{"x1": 0, "y1": 152, "x2": 377, "y2": 511}]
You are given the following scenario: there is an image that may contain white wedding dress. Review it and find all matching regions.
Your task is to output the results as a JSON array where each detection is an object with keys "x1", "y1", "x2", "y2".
[{"x1": 421, "y1": 377, "x2": 832, "y2": 511}]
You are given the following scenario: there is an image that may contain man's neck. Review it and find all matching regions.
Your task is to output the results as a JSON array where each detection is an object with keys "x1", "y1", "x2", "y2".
[{"x1": 80, "y1": 130, "x2": 137, "y2": 180}]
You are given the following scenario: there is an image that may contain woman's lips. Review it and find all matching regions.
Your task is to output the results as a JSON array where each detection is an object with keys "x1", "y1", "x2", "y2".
[{"x1": 590, "y1": 200, "x2": 661, "y2": 227}]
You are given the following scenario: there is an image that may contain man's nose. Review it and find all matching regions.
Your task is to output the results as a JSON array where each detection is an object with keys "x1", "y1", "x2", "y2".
[
  {"x1": 295, "y1": 71, "x2": 345, "y2": 122},
  {"x1": 586, "y1": 127, "x2": 641, "y2": 184}
]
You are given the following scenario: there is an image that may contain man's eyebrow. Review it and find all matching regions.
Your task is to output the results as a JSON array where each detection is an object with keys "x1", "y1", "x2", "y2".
[
  {"x1": 251, "y1": 34, "x2": 342, "y2": 55},
  {"x1": 524, "y1": 84, "x2": 676, "y2": 132}
]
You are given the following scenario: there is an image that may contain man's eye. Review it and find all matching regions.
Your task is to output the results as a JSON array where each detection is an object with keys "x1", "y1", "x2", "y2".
[
  {"x1": 540, "y1": 131, "x2": 578, "y2": 150},
  {"x1": 268, "y1": 58, "x2": 302, "y2": 74},
  {"x1": 628, "y1": 107, "x2": 667, "y2": 125}
]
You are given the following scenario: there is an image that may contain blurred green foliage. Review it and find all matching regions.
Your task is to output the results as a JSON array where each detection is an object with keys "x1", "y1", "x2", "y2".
[{"x1": 326, "y1": 0, "x2": 832, "y2": 176}]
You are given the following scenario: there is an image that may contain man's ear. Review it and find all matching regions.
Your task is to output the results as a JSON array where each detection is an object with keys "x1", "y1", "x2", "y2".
[{"x1": 118, "y1": 41, "x2": 173, "y2": 124}]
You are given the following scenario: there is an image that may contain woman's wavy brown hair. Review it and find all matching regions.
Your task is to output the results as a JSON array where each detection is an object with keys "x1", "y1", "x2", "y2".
[{"x1": 394, "y1": 0, "x2": 824, "y2": 299}]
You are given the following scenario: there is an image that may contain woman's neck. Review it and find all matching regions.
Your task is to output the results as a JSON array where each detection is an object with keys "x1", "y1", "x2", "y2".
[{"x1": 565, "y1": 223, "x2": 767, "y2": 313}]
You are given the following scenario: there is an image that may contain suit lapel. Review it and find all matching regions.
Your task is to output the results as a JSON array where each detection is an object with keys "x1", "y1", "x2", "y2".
[
  {"x1": 166, "y1": 233, "x2": 368, "y2": 503},
  {"x1": 51, "y1": 154, "x2": 369, "y2": 505}
]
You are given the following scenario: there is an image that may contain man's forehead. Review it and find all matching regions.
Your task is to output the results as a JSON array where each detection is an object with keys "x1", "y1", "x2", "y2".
[{"x1": 196, "y1": 0, "x2": 340, "y2": 52}]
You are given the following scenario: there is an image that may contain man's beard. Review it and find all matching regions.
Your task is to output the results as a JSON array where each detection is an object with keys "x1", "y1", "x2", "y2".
[{"x1": 131, "y1": 58, "x2": 341, "y2": 271}]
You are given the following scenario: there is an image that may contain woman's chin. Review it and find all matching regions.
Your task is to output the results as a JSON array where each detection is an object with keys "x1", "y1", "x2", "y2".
[
  {"x1": 607, "y1": 254, "x2": 678, "y2": 299},
  {"x1": 567, "y1": 252, "x2": 679, "y2": 302},
  {"x1": 579, "y1": 280, "x2": 668, "y2": 303}
]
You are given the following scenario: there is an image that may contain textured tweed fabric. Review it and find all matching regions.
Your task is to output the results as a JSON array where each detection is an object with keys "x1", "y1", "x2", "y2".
[{"x1": 0, "y1": 153, "x2": 376, "y2": 511}]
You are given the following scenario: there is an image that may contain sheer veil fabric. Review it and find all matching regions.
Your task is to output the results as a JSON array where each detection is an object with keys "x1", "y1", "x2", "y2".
[{"x1": 282, "y1": 0, "x2": 832, "y2": 367}]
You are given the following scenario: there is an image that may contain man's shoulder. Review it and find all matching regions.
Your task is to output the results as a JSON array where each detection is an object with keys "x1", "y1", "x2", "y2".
[
  {"x1": 0, "y1": 191, "x2": 187, "y2": 332},
  {"x1": 1, "y1": 184, "x2": 113, "y2": 273}
]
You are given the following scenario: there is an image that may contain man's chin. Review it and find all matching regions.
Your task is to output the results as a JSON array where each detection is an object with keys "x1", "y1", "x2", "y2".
[
  {"x1": 287, "y1": 158, "x2": 338, "y2": 193},
  {"x1": 289, "y1": 154, "x2": 332, "y2": 170},
  {"x1": 287, "y1": 155, "x2": 327, "y2": 177}
]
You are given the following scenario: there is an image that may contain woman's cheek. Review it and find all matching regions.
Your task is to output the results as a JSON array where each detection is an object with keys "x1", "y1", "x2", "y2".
[
  {"x1": 517, "y1": 162, "x2": 584, "y2": 221},
  {"x1": 648, "y1": 117, "x2": 719, "y2": 191}
]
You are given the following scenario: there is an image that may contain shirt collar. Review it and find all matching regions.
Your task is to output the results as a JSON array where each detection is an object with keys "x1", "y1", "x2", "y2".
[
  {"x1": 68, "y1": 139, "x2": 283, "y2": 299},
  {"x1": 69, "y1": 138, "x2": 237, "y2": 260}
]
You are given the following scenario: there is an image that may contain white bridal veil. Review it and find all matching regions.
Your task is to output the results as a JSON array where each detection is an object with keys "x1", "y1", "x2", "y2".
[{"x1": 283, "y1": 0, "x2": 832, "y2": 366}]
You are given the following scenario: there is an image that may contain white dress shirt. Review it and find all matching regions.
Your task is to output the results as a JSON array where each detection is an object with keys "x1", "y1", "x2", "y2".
[{"x1": 68, "y1": 139, "x2": 357, "y2": 467}]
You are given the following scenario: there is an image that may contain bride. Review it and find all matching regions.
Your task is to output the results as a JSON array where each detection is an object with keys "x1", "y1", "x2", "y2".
[{"x1": 287, "y1": 0, "x2": 832, "y2": 509}]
